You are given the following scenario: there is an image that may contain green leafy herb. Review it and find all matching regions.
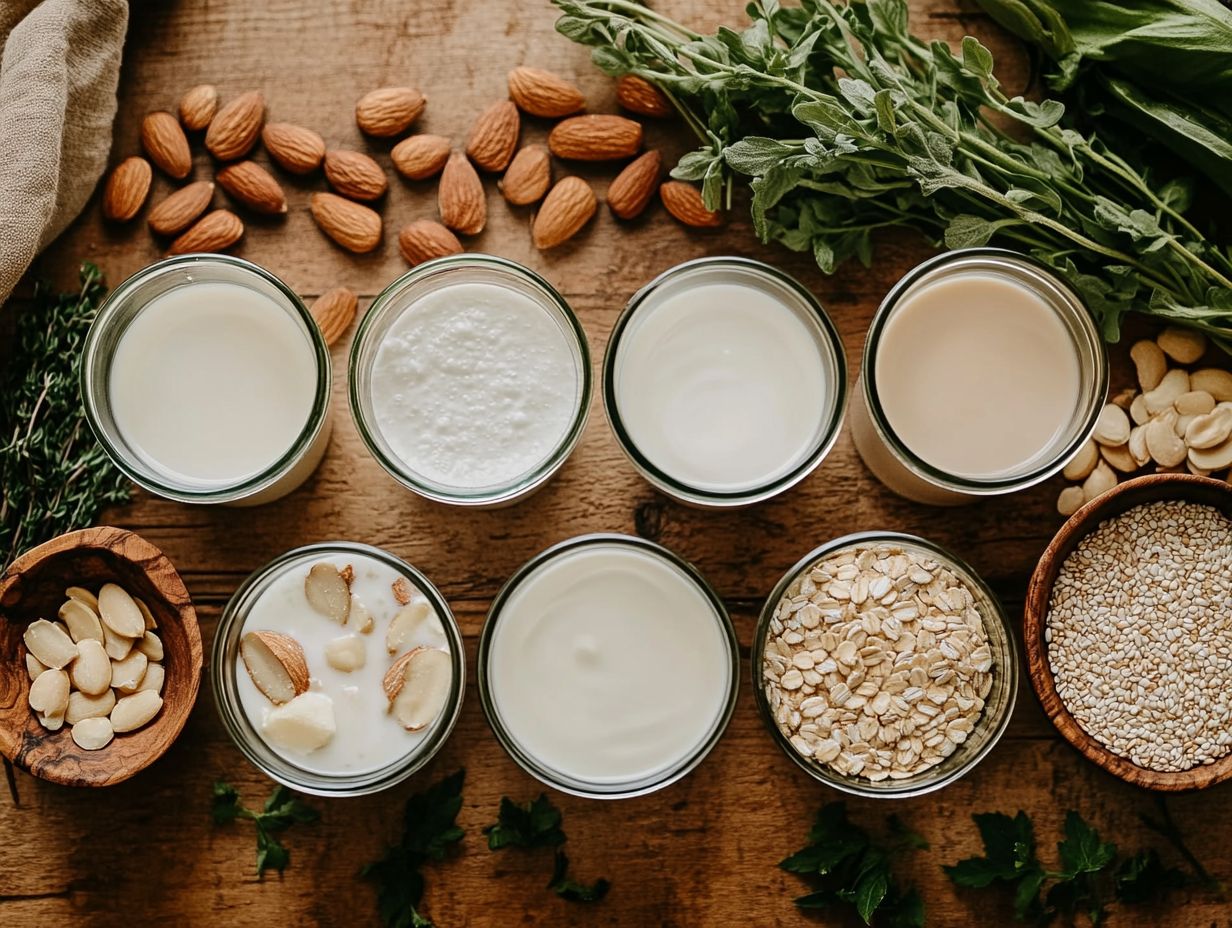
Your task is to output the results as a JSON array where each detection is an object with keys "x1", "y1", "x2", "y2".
[
  {"x1": 1, "y1": 263, "x2": 131, "y2": 569},
  {"x1": 484, "y1": 793, "x2": 610, "y2": 904},
  {"x1": 554, "y1": 0, "x2": 1232, "y2": 350},
  {"x1": 945, "y1": 809, "x2": 1189, "y2": 924},
  {"x1": 211, "y1": 781, "x2": 320, "y2": 877},
  {"x1": 363, "y1": 769, "x2": 466, "y2": 928},
  {"x1": 781, "y1": 801, "x2": 926, "y2": 927}
]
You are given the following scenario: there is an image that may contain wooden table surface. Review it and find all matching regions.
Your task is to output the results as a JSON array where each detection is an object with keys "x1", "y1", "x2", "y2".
[{"x1": 4, "y1": 1, "x2": 1231, "y2": 925}]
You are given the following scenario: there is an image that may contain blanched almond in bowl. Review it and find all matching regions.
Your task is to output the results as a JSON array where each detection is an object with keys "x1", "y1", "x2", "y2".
[
  {"x1": 98, "y1": 582, "x2": 147, "y2": 638},
  {"x1": 71, "y1": 639, "x2": 113, "y2": 696},
  {"x1": 383, "y1": 647, "x2": 451, "y2": 732},
  {"x1": 29, "y1": 668, "x2": 70, "y2": 717},
  {"x1": 138, "y1": 663, "x2": 165, "y2": 695},
  {"x1": 65, "y1": 585, "x2": 100, "y2": 611},
  {"x1": 23, "y1": 620, "x2": 79, "y2": 669},
  {"x1": 135, "y1": 596, "x2": 158, "y2": 630},
  {"x1": 25, "y1": 652, "x2": 48, "y2": 682},
  {"x1": 102, "y1": 621, "x2": 135, "y2": 660},
  {"x1": 58, "y1": 597, "x2": 103, "y2": 643},
  {"x1": 305, "y1": 563, "x2": 352, "y2": 623},
  {"x1": 240, "y1": 631, "x2": 309, "y2": 704},
  {"x1": 66, "y1": 688, "x2": 117, "y2": 724}
]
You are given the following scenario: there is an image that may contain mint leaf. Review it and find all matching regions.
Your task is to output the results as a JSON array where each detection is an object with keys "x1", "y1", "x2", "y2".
[{"x1": 486, "y1": 793, "x2": 609, "y2": 905}]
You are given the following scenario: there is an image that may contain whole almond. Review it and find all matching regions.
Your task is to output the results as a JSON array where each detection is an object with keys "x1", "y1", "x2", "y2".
[
  {"x1": 324, "y1": 150, "x2": 388, "y2": 201},
  {"x1": 391, "y1": 134, "x2": 451, "y2": 181},
  {"x1": 310, "y1": 192, "x2": 381, "y2": 253},
  {"x1": 141, "y1": 111, "x2": 192, "y2": 179},
  {"x1": 616, "y1": 74, "x2": 673, "y2": 118},
  {"x1": 507, "y1": 67, "x2": 585, "y2": 118},
  {"x1": 216, "y1": 161, "x2": 287, "y2": 214},
  {"x1": 499, "y1": 144, "x2": 551, "y2": 206},
  {"x1": 438, "y1": 151, "x2": 486, "y2": 236},
  {"x1": 148, "y1": 180, "x2": 214, "y2": 235},
  {"x1": 399, "y1": 220, "x2": 463, "y2": 266},
  {"x1": 310, "y1": 287, "x2": 359, "y2": 347},
  {"x1": 167, "y1": 209, "x2": 244, "y2": 255},
  {"x1": 466, "y1": 100, "x2": 520, "y2": 173},
  {"x1": 607, "y1": 149, "x2": 662, "y2": 219},
  {"x1": 548, "y1": 115, "x2": 643, "y2": 161},
  {"x1": 102, "y1": 156, "x2": 152, "y2": 221},
  {"x1": 533, "y1": 176, "x2": 597, "y2": 250},
  {"x1": 178, "y1": 83, "x2": 219, "y2": 131},
  {"x1": 355, "y1": 86, "x2": 426, "y2": 137},
  {"x1": 660, "y1": 181, "x2": 722, "y2": 228},
  {"x1": 262, "y1": 122, "x2": 326, "y2": 174},
  {"x1": 205, "y1": 90, "x2": 265, "y2": 161}
]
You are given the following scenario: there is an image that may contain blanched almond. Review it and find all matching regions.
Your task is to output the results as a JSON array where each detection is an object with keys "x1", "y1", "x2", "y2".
[
  {"x1": 1143, "y1": 369, "x2": 1190, "y2": 415},
  {"x1": 65, "y1": 586, "x2": 99, "y2": 610},
  {"x1": 38, "y1": 712, "x2": 65, "y2": 732},
  {"x1": 386, "y1": 600, "x2": 433, "y2": 654},
  {"x1": 240, "y1": 631, "x2": 309, "y2": 704},
  {"x1": 1146, "y1": 411, "x2": 1187, "y2": 467},
  {"x1": 305, "y1": 563, "x2": 352, "y2": 623},
  {"x1": 384, "y1": 647, "x2": 452, "y2": 731},
  {"x1": 59, "y1": 598, "x2": 103, "y2": 643},
  {"x1": 136, "y1": 631, "x2": 164, "y2": 662},
  {"x1": 1061, "y1": 439, "x2": 1098, "y2": 481},
  {"x1": 25, "y1": 652, "x2": 48, "y2": 682},
  {"x1": 29, "y1": 669, "x2": 70, "y2": 717},
  {"x1": 262, "y1": 692, "x2": 335, "y2": 752},
  {"x1": 1191, "y1": 369, "x2": 1232, "y2": 403},
  {"x1": 1188, "y1": 433, "x2": 1232, "y2": 471},
  {"x1": 138, "y1": 663, "x2": 165, "y2": 695},
  {"x1": 1186, "y1": 406, "x2": 1232, "y2": 450},
  {"x1": 71, "y1": 639, "x2": 113, "y2": 696},
  {"x1": 111, "y1": 651, "x2": 149, "y2": 693},
  {"x1": 110, "y1": 690, "x2": 163, "y2": 733},
  {"x1": 98, "y1": 583, "x2": 146, "y2": 638},
  {"x1": 325, "y1": 635, "x2": 366, "y2": 672},
  {"x1": 1130, "y1": 340, "x2": 1166, "y2": 392},
  {"x1": 135, "y1": 597, "x2": 158, "y2": 630},
  {"x1": 1093, "y1": 403, "x2": 1131, "y2": 446},
  {"x1": 71, "y1": 717, "x2": 115, "y2": 751},
  {"x1": 102, "y1": 621, "x2": 135, "y2": 660},
  {"x1": 23, "y1": 619, "x2": 78, "y2": 669},
  {"x1": 1100, "y1": 443, "x2": 1137, "y2": 474},
  {"x1": 66, "y1": 689, "x2": 116, "y2": 724}
]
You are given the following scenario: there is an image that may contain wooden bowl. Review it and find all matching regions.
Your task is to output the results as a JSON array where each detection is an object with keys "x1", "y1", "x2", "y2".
[
  {"x1": 1025, "y1": 473, "x2": 1232, "y2": 791},
  {"x1": 0, "y1": 527, "x2": 202, "y2": 787}
]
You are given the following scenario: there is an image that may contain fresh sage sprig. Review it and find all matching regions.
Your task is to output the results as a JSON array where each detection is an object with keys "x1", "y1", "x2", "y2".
[
  {"x1": 553, "y1": 0, "x2": 1232, "y2": 350},
  {"x1": 211, "y1": 781, "x2": 320, "y2": 877}
]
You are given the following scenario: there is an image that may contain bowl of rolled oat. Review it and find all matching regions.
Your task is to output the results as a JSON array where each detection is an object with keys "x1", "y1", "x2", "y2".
[
  {"x1": 753, "y1": 532, "x2": 1018, "y2": 797},
  {"x1": 1025, "y1": 473, "x2": 1232, "y2": 791}
]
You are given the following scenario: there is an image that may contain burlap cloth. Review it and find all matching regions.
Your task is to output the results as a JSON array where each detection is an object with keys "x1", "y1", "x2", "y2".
[{"x1": 0, "y1": 0, "x2": 128, "y2": 306}]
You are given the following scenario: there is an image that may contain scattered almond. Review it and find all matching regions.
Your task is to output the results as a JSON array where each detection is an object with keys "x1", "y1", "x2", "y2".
[
  {"x1": 549, "y1": 114, "x2": 643, "y2": 161},
  {"x1": 304, "y1": 562, "x2": 352, "y2": 623},
  {"x1": 507, "y1": 66, "x2": 585, "y2": 118},
  {"x1": 384, "y1": 647, "x2": 452, "y2": 731},
  {"x1": 438, "y1": 151, "x2": 486, "y2": 235},
  {"x1": 466, "y1": 100, "x2": 520, "y2": 173},
  {"x1": 356, "y1": 86, "x2": 426, "y2": 137},
  {"x1": 102, "y1": 156, "x2": 153, "y2": 222},
  {"x1": 310, "y1": 287, "x2": 359, "y2": 347},
  {"x1": 533, "y1": 176, "x2": 596, "y2": 250},
  {"x1": 616, "y1": 74, "x2": 673, "y2": 118},
  {"x1": 499, "y1": 144, "x2": 551, "y2": 206},
  {"x1": 660, "y1": 180, "x2": 722, "y2": 228},
  {"x1": 607, "y1": 149, "x2": 661, "y2": 219},
  {"x1": 205, "y1": 90, "x2": 264, "y2": 161},
  {"x1": 178, "y1": 83, "x2": 219, "y2": 131},
  {"x1": 324, "y1": 149, "x2": 388, "y2": 201},
  {"x1": 241, "y1": 630, "x2": 310, "y2": 705},
  {"x1": 391, "y1": 134, "x2": 452, "y2": 181},
  {"x1": 167, "y1": 209, "x2": 244, "y2": 255},
  {"x1": 262, "y1": 122, "x2": 326, "y2": 175},
  {"x1": 310, "y1": 192, "x2": 381, "y2": 253},
  {"x1": 141, "y1": 111, "x2": 193, "y2": 179},
  {"x1": 216, "y1": 160, "x2": 287, "y2": 214},
  {"x1": 399, "y1": 220, "x2": 463, "y2": 267},
  {"x1": 147, "y1": 181, "x2": 214, "y2": 235}
]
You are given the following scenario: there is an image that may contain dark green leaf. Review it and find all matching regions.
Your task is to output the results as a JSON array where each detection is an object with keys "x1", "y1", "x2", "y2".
[
  {"x1": 484, "y1": 794, "x2": 566, "y2": 850},
  {"x1": 255, "y1": 826, "x2": 290, "y2": 876},
  {"x1": 1056, "y1": 811, "x2": 1117, "y2": 877},
  {"x1": 1114, "y1": 849, "x2": 1186, "y2": 904},
  {"x1": 855, "y1": 866, "x2": 889, "y2": 923},
  {"x1": 548, "y1": 850, "x2": 611, "y2": 903},
  {"x1": 211, "y1": 782, "x2": 241, "y2": 824}
]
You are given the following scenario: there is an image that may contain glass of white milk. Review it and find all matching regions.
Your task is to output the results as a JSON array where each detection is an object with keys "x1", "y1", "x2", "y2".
[
  {"x1": 82, "y1": 255, "x2": 332, "y2": 506},
  {"x1": 212, "y1": 542, "x2": 465, "y2": 796},
  {"x1": 478, "y1": 534, "x2": 740, "y2": 798},
  {"x1": 849, "y1": 249, "x2": 1108, "y2": 505},
  {"x1": 350, "y1": 255, "x2": 591, "y2": 507},
  {"x1": 604, "y1": 257, "x2": 848, "y2": 507}
]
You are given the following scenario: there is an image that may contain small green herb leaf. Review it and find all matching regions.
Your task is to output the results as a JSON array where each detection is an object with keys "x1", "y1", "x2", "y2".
[
  {"x1": 549, "y1": 850, "x2": 611, "y2": 902},
  {"x1": 484, "y1": 794, "x2": 565, "y2": 850},
  {"x1": 211, "y1": 780, "x2": 318, "y2": 878}
]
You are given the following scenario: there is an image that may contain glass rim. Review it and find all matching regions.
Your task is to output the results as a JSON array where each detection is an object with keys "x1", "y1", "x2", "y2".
[
  {"x1": 602, "y1": 256, "x2": 848, "y2": 507},
  {"x1": 477, "y1": 533, "x2": 741, "y2": 799},
  {"x1": 348, "y1": 254, "x2": 592, "y2": 506},
  {"x1": 752, "y1": 530, "x2": 1019, "y2": 798},
  {"x1": 860, "y1": 247, "x2": 1108, "y2": 495},
  {"x1": 80, "y1": 253, "x2": 332, "y2": 504},
  {"x1": 211, "y1": 541, "x2": 466, "y2": 797}
]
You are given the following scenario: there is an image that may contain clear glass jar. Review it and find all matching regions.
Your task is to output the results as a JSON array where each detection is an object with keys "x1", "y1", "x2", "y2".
[
  {"x1": 349, "y1": 255, "x2": 591, "y2": 507},
  {"x1": 850, "y1": 248, "x2": 1107, "y2": 505},
  {"x1": 81, "y1": 254, "x2": 332, "y2": 506},
  {"x1": 753, "y1": 532, "x2": 1017, "y2": 798},
  {"x1": 213, "y1": 542, "x2": 465, "y2": 797},
  {"x1": 604, "y1": 257, "x2": 847, "y2": 508},
  {"x1": 478, "y1": 534, "x2": 740, "y2": 799}
]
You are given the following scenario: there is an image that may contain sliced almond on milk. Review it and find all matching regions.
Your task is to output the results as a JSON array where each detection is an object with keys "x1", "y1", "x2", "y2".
[
  {"x1": 71, "y1": 639, "x2": 113, "y2": 696},
  {"x1": 25, "y1": 652, "x2": 48, "y2": 682},
  {"x1": 71, "y1": 717, "x2": 115, "y2": 751},
  {"x1": 59, "y1": 598, "x2": 104, "y2": 643},
  {"x1": 65, "y1": 585, "x2": 100, "y2": 611},
  {"x1": 383, "y1": 647, "x2": 451, "y2": 732},
  {"x1": 98, "y1": 583, "x2": 147, "y2": 638},
  {"x1": 135, "y1": 596, "x2": 158, "y2": 630},
  {"x1": 305, "y1": 563, "x2": 352, "y2": 623},
  {"x1": 325, "y1": 635, "x2": 366, "y2": 672},
  {"x1": 110, "y1": 690, "x2": 163, "y2": 732},
  {"x1": 348, "y1": 595, "x2": 375, "y2": 633},
  {"x1": 137, "y1": 663, "x2": 165, "y2": 696},
  {"x1": 386, "y1": 600, "x2": 434, "y2": 655},
  {"x1": 240, "y1": 631, "x2": 309, "y2": 704},
  {"x1": 137, "y1": 631, "x2": 164, "y2": 662},
  {"x1": 23, "y1": 619, "x2": 79, "y2": 669},
  {"x1": 262, "y1": 692, "x2": 336, "y2": 752},
  {"x1": 67, "y1": 688, "x2": 117, "y2": 724},
  {"x1": 111, "y1": 651, "x2": 149, "y2": 693},
  {"x1": 101, "y1": 621, "x2": 136, "y2": 660},
  {"x1": 29, "y1": 668, "x2": 70, "y2": 717}
]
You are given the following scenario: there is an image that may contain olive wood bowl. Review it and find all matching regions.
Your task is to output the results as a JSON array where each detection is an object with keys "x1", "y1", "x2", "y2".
[
  {"x1": 1024, "y1": 473, "x2": 1232, "y2": 792},
  {"x1": 0, "y1": 527, "x2": 202, "y2": 787}
]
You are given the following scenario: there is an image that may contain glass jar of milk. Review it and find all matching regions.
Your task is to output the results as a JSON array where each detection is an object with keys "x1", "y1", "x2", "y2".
[
  {"x1": 604, "y1": 257, "x2": 848, "y2": 507},
  {"x1": 850, "y1": 249, "x2": 1108, "y2": 505},
  {"x1": 350, "y1": 255, "x2": 591, "y2": 507},
  {"x1": 213, "y1": 542, "x2": 465, "y2": 797},
  {"x1": 82, "y1": 255, "x2": 332, "y2": 506}
]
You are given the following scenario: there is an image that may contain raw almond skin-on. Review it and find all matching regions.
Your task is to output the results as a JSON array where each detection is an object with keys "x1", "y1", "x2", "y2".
[
  {"x1": 66, "y1": 586, "x2": 99, "y2": 610},
  {"x1": 305, "y1": 563, "x2": 352, "y2": 623},
  {"x1": 607, "y1": 149, "x2": 662, "y2": 219},
  {"x1": 660, "y1": 181, "x2": 722, "y2": 227},
  {"x1": 392, "y1": 578, "x2": 412, "y2": 605},
  {"x1": 386, "y1": 600, "x2": 434, "y2": 654},
  {"x1": 398, "y1": 220, "x2": 463, "y2": 267},
  {"x1": 101, "y1": 620, "x2": 135, "y2": 660},
  {"x1": 58, "y1": 597, "x2": 103, "y2": 643},
  {"x1": 532, "y1": 176, "x2": 596, "y2": 249},
  {"x1": 141, "y1": 111, "x2": 193, "y2": 179},
  {"x1": 263, "y1": 692, "x2": 336, "y2": 752},
  {"x1": 25, "y1": 652, "x2": 48, "y2": 682},
  {"x1": 325, "y1": 635, "x2": 366, "y2": 672},
  {"x1": 179, "y1": 83, "x2": 219, "y2": 131},
  {"x1": 23, "y1": 619, "x2": 79, "y2": 669},
  {"x1": 548, "y1": 115, "x2": 643, "y2": 161},
  {"x1": 356, "y1": 86, "x2": 426, "y2": 137},
  {"x1": 310, "y1": 193, "x2": 381, "y2": 253},
  {"x1": 507, "y1": 67, "x2": 586, "y2": 118},
  {"x1": 216, "y1": 160, "x2": 288, "y2": 214},
  {"x1": 97, "y1": 583, "x2": 147, "y2": 638},
  {"x1": 384, "y1": 647, "x2": 452, "y2": 731},
  {"x1": 66, "y1": 689, "x2": 116, "y2": 724},
  {"x1": 262, "y1": 122, "x2": 326, "y2": 174},
  {"x1": 466, "y1": 100, "x2": 520, "y2": 173},
  {"x1": 29, "y1": 669, "x2": 71, "y2": 717},
  {"x1": 138, "y1": 662, "x2": 165, "y2": 695},
  {"x1": 167, "y1": 209, "x2": 244, "y2": 256},
  {"x1": 111, "y1": 651, "x2": 149, "y2": 693},
  {"x1": 205, "y1": 90, "x2": 264, "y2": 161},
  {"x1": 110, "y1": 690, "x2": 163, "y2": 733},
  {"x1": 310, "y1": 288, "x2": 359, "y2": 348},
  {"x1": 391, "y1": 134, "x2": 452, "y2": 180},
  {"x1": 324, "y1": 150, "x2": 388, "y2": 201},
  {"x1": 240, "y1": 630, "x2": 310, "y2": 704},
  {"x1": 438, "y1": 151, "x2": 486, "y2": 235},
  {"x1": 616, "y1": 74, "x2": 673, "y2": 118},
  {"x1": 102, "y1": 156, "x2": 153, "y2": 221},
  {"x1": 71, "y1": 639, "x2": 113, "y2": 696},
  {"x1": 136, "y1": 631, "x2": 164, "y2": 662},
  {"x1": 499, "y1": 144, "x2": 551, "y2": 206},
  {"x1": 148, "y1": 181, "x2": 215, "y2": 236},
  {"x1": 72, "y1": 717, "x2": 115, "y2": 751}
]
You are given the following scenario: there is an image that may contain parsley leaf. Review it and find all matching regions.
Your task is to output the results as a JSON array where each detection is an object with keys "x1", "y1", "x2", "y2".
[
  {"x1": 485, "y1": 793, "x2": 609, "y2": 905},
  {"x1": 210, "y1": 780, "x2": 319, "y2": 878}
]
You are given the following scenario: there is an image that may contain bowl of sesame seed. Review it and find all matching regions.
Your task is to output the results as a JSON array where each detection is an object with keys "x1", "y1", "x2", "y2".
[{"x1": 1025, "y1": 473, "x2": 1232, "y2": 791}]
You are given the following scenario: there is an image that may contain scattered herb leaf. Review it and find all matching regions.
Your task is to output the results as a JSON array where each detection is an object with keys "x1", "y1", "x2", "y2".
[
  {"x1": 211, "y1": 781, "x2": 319, "y2": 878},
  {"x1": 549, "y1": 850, "x2": 611, "y2": 902},
  {"x1": 485, "y1": 793, "x2": 610, "y2": 904}
]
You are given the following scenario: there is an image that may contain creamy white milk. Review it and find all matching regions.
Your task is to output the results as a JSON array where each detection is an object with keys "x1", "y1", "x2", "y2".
[
  {"x1": 369, "y1": 282, "x2": 578, "y2": 489},
  {"x1": 873, "y1": 273, "x2": 1080, "y2": 478},
  {"x1": 612, "y1": 280, "x2": 830, "y2": 493},
  {"x1": 108, "y1": 281, "x2": 322, "y2": 492},
  {"x1": 236, "y1": 552, "x2": 451, "y2": 776},
  {"x1": 486, "y1": 541, "x2": 733, "y2": 786}
]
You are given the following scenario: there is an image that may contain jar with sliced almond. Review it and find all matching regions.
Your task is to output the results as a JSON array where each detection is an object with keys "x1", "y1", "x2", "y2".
[{"x1": 212, "y1": 543, "x2": 464, "y2": 796}]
